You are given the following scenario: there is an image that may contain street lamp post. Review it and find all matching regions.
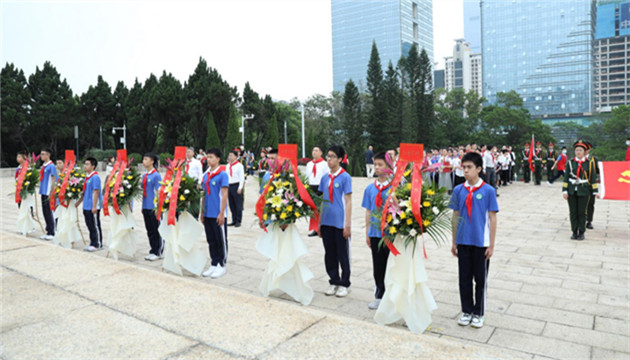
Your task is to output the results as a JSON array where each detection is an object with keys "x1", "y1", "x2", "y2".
[
  {"x1": 241, "y1": 114, "x2": 255, "y2": 146},
  {"x1": 112, "y1": 124, "x2": 127, "y2": 150},
  {"x1": 284, "y1": 119, "x2": 288, "y2": 144},
  {"x1": 300, "y1": 102, "x2": 305, "y2": 158}
]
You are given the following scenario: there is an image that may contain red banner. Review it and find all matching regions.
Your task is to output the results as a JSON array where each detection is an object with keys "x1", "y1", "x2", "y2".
[
  {"x1": 380, "y1": 143, "x2": 425, "y2": 257},
  {"x1": 52, "y1": 150, "x2": 76, "y2": 210},
  {"x1": 528, "y1": 135, "x2": 535, "y2": 172},
  {"x1": 15, "y1": 159, "x2": 29, "y2": 204},
  {"x1": 166, "y1": 146, "x2": 187, "y2": 225},
  {"x1": 256, "y1": 144, "x2": 319, "y2": 233},
  {"x1": 598, "y1": 161, "x2": 630, "y2": 201}
]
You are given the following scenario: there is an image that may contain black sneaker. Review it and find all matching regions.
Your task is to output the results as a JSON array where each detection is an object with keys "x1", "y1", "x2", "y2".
[
  {"x1": 227, "y1": 223, "x2": 235, "y2": 227},
  {"x1": 234, "y1": 223, "x2": 241, "y2": 228},
  {"x1": 586, "y1": 222, "x2": 593, "y2": 230},
  {"x1": 570, "y1": 232, "x2": 578, "y2": 240},
  {"x1": 577, "y1": 232, "x2": 585, "y2": 241},
  {"x1": 308, "y1": 231, "x2": 318, "y2": 237}
]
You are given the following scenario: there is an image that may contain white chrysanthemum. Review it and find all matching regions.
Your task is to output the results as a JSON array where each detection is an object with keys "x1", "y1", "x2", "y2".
[
  {"x1": 184, "y1": 189, "x2": 190, "y2": 194},
  {"x1": 432, "y1": 206, "x2": 439, "y2": 215},
  {"x1": 126, "y1": 185, "x2": 131, "y2": 189},
  {"x1": 409, "y1": 229, "x2": 417, "y2": 237},
  {"x1": 399, "y1": 200, "x2": 409, "y2": 208},
  {"x1": 296, "y1": 200, "x2": 303, "y2": 207},
  {"x1": 393, "y1": 217, "x2": 400, "y2": 225}
]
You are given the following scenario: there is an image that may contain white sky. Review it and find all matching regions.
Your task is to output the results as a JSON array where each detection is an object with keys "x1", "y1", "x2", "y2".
[{"x1": 1, "y1": 0, "x2": 463, "y2": 102}]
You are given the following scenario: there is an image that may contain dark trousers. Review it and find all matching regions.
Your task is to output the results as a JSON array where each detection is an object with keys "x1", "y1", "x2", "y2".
[
  {"x1": 500, "y1": 169, "x2": 509, "y2": 186},
  {"x1": 321, "y1": 225, "x2": 351, "y2": 287},
  {"x1": 522, "y1": 163, "x2": 530, "y2": 183},
  {"x1": 370, "y1": 237, "x2": 389, "y2": 299},
  {"x1": 457, "y1": 244, "x2": 489, "y2": 316},
  {"x1": 203, "y1": 217, "x2": 228, "y2": 266},
  {"x1": 228, "y1": 183, "x2": 243, "y2": 224},
  {"x1": 534, "y1": 162, "x2": 542, "y2": 185},
  {"x1": 83, "y1": 209, "x2": 102, "y2": 248},
  {"x1": 508, "y1": 164, "x2": 514, "y2": 183},
  {"x1": 586, "y1": 194, "x2": 595, "y2": 223},
  {"x1": 41, "y1": 195, "x2": 55, "y2": 235},
  {"x1": 485, "y1": 168, "x2": 496, "y2": 188},
  {"x1": 142, "y1": 209, "x2": 163, "y2": 255},
  {"x1": 546, "y1": 163, "x2": 555, "y2": 181},
  {"x1": 453, "y1": 175, "x2": 465, "y2": 188},
  {"x1": 568, "y1": 194, "x2": 588, "y2": 233},
  {"x1": 548, "y1": 170, "x2": 564, "y2": 184}
]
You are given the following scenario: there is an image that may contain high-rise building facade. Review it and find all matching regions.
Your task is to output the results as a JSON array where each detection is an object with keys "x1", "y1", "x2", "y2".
[
  {"x1": 444, "y1": 39, "x2": 483, "y2": 96},
  {"x1": 464, "y1": 0, "x2": 482, "y2": 53},
  {"x1": 331, "y1": 0, "x2": 434, "y2": 92},
  {"x1": 481, "y1": 0, "x2": 596, "y2": 118},
  {"x1": 594, "y1": 0, "x2": 630, "y2": 111}
]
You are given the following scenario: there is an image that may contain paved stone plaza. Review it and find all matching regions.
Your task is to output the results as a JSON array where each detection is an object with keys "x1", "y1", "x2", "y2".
[{"x1": 1, "y1": 174, "x2": 629, "y2": 359}]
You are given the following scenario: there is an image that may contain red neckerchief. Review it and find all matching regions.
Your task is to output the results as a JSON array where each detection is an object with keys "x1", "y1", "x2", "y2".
[
  {"x1": 259, "y1": 158, "x2": 267, "y2": 169},
  {"x1": 536, "y1": 149, "x2": 541, "y2": 157},
  {"x1": 328, "y1": 168, "x2": 346, "y2": 202},
  {"x1": 464, "y1": 180, "x2": 485, "y2": 219},
  {"x1": 374, "y1": 179, "x2": 390, "y2": 208},
  {"x1": 229, "y1": 160, "x2": 239, "y2": 177},
  {"x1": 311, "y1": 158, "x2": 324, "y2": 177},
  {"x1": 15, "y1": 165, "x2": 21, "y2": 180},
  {"x1": 40, "y1": 161, "x2": 52, "y2": 182},
  {"x1": 575, "y1": 157, "x2": 585, "y2": 179},
  {"x1": 83, "y1": 171, "x2": 98, "y2": 192},
  {"x1": 205, "y1": 166, "x2": 225, "y2": 194},
  {"x1": 143, "y1": 168, "x2": 156, "y2": 198}
]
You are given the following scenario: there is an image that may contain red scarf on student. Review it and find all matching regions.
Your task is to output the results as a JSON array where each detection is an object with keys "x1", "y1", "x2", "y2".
[
  {"x1": 465, "y1": 181, "x2": 485, "y2": 218},
  {"x1": 374, "y1": 180, "x2": 390, "y2": 208},
  {"x1": 229, "y1": 161, "x2": 239, "y2": 176},
  {"x1": 40, "y1": 162, "x2": 51, "y2": 182},
  {"x1": 328, "y1": 168, "x2": 346, "y2": 202},
  {"x1": 83, "y1": 172, "x2": 98, "y2": 192},
  {"x1": 143, "y1": 168, "x2": 156, "y2": 198},
  {"x1": 311, "y1": 158, "x2": 324, "y2": 177},
  {"x1": 205, "y1": 166, "x2": 225, "y2": 194}
]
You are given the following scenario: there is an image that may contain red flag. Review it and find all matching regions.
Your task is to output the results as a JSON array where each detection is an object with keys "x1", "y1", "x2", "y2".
[
  {"x1": 528, "y1": 134, "x2": 535, "y2": 172},
  {"x1": 598, "y1": 161, "x2": 630, "y2": 201}
]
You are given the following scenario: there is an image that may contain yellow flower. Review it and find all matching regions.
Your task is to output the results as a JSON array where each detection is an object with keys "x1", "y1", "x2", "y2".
[
  {"x1": 165, "y1": 199, "x2": 169, "y2": 204},
  {"x1": 56, "y1": 188, "x2": 60, "y2": 193},
  {"x1": 280, "y1": 212, "x2": 287, "y2": 220},
  {"x1": 427, "y1": 189, "x2": 435, "y2": 196},
  {"x1": 389, "y1": 226, "x2": 397, "y2": 234},
  {"x1": 399, "y1": 212, "x2": 406, "y2": 219},
  {"x1": 283, "y1": 181, "x2": 290, "y2": 187},
  {"x1": 263, "y1": 214, "x2": 268, "y2": 220},
  {"x1": 24, "y1": 181, "x2": 30, "y2": 186},
  {"x1": 404, "y1": 170, "x2": 411, "y2": 177},
  {"x1": 387, "y1": 214, "x2": 393, "y2": 223},
  {"x1": 179, "y1": 195, "x2": 185, "y2": 201},
  {"x1": 127, "y1": 176, "x2": 133, "y2": 180},
  {"x1": 286, "y1": 205, "x2": 293, "y2": 212},
  {"x1": 294, "y1": 212, "x2": 301, "y2": 218},
  {"x1": 423, "y1": 201, "x2": 431, "y2": 207},
  {"x1": 405, "y1": 183, "x2": 412, "y2": 190},
  {"x1": 268, "y1": 186, "x2": 274, "y2": 192},
  {"x1": 270, "y1": 195, "x2": 283, "y2": 207},
  {"x1": 119, "y1": 193, "x2": 125, "y2": 197},
  {"x1": 407, "y1": 218, "x2": 413, "y2": 225},
  {"x1": 26, "y1": 172, "x2": 32, "y2": 176},
  {"x1": 423, "y1": 219, "x2": 431, "y2": 227}
]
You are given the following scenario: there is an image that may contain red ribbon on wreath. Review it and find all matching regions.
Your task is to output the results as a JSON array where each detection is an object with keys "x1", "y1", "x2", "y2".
[
  {"x1": 15, "y1": 159, "x2": 30, "y2": 204},
  {"x1": 103, "y1": 149, "x2": 128, "y2": 216},
  {"x1": 51, "y1": 150, "x2": 76, "y2": 210},
  {"x1": 256, "y1": 144, "x2": 319, "y2": 233},
  {"x1": 380, "y1": 143, "x2": 425, "y2": 257},
  {"x1": 156, "y1": 146, "x2": 186, "y2": 225}
]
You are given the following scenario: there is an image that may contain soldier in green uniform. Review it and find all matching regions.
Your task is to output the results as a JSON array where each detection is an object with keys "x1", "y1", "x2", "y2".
[
  {"x1": 521, "y1": 142, "x2": 531, "y2": 183},
  {"x1": 533, "y1": 141, "x2": 544, "y2": 185},
  {"x1": 585, "y1": 142, "x2": 599, "y2": 230},
  {"x1": 563, "y1": 140, "x2": 599, "y2": 240},
  {"x1": 545, "y1": 142, "x2": 558, "y2": 182}
]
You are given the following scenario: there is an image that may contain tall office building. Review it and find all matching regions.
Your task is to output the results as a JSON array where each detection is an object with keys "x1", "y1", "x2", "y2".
[
  {"x1": 481, "y1": 0, "x2": 596, "y2": 119},
  {"x1": 444, "y1": 39, "x2": 483, "y2": 96},
  {"x1": 464, "y1": 0, "x2": 482, "y2": 53},
  {"x1": 331, "y1": 0, "x2": 434, "y2": 92},
  {"x1": 594, "y1": 0, "x2": 630, "y2": 111}
]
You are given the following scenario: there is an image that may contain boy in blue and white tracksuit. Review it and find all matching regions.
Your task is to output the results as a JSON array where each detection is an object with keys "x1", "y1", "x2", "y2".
[
  {"x1": 449, "y1": 152, "x2": 499, "y2": 329},
  {"x1": 39, "y1": 149, "x2": 58, "y2": 239},
  {"x1": 141, "y1": 153, "x2": 163, "y2": 261},
  {"x1": 79, "y1": 157, "x2": 103, "y2": 252}
]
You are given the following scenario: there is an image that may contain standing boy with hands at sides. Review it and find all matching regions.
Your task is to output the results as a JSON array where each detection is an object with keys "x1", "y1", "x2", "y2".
[
  {"x1": 141, "y1": 153, "x2": 163, "y2": 261},
  {"x1": 318, "y1": 145, "x2": 352, "y2": 298},
  {"x1": 361, "y1": 152, "x2": 393, "y2": 310},
  {"x1": 200, "y1": 148, "x2": 230, "y2": 279},
  {"x1": 76, "y1": 157, "x2": 103, "y2": 252},
  {"x1": 449, "y1": 152, "x2": 498, "y2": 329}
]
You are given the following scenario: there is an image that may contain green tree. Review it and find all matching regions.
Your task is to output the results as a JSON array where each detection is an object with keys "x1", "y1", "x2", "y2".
[
  {"x1": 582, "y1": 105, "x2": 630, "y2": 160},
  {"x1": 1, "y1": 63, "x2": 31, "y2": 164},
  {"x1": 79, "y1": 75, "x2": 116, "y2": 150},
  {"x1": 152, "y1": 71, "x2": 184, "y2": 152},
  {"x1": 265, "y1": 113, "x2": 280, "y2": 148},
  {"x1": 184, "y1": 57, "x2": 213, "y2": 150},
  {"x1": 382, "y1": 61, "x2": 403, "y2": 150},
  {"x1": 342, "y1": 80, "x2": 364, "y2": 176},
  {"x1": 365, "y1": 41, "x2": 386, "y2": 148},
  {"x1": 205, "y1": 111, "x2": 221, "y2": 150}
]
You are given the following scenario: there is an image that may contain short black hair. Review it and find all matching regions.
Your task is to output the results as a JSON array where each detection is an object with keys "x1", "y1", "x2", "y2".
[
  {"x1": 313, "y1": 145, "x2": 324, "y2": 153},
  {"x1": 41, "y1": 148, "x2": 52, "y2": 155},
  {"x1": 373, "y1": 152, "x2": 392, "y2": 168},
  {"x1": 561, "y1": 146, "x2": 567, "y2": 150},
  {"x1": 327, "y1": 145, "x2": 346, "y2": 159},
  {"x1": 143, "y1": 152, "x2": 158, "y2": 166},
  {"x1": 502, "y1": 149, "x2": 508, "y2": 154},
  {"x1": 17, "y1": 150, "x2": 27, "y2": 157},
  {"x1": 229, "y1": 150, "x2": 239, "y2": 157},
  {"x1": 85, "y1": 157, "x2": 98, "y2": 168},
  {"x1": 461, "y1": 152, "x2": 483, "y2": 169},
  {"x1": 206, "y1": 148, "x2": 221, "y2": 159},
  {"x1": 268, "y1": 148, "x2": 278, "y2": 155}
]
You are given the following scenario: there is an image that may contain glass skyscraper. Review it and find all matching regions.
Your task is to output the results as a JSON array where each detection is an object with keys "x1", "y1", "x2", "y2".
[
  {"x1": 481, "y1": 0, "x2": 596, "y2": 118},
  {"x1": 332, "y1": 0, "x2": 433, "y2": 92},
  {"x1": 464, "y1": 0, "x2": 482, "y2": 53}
]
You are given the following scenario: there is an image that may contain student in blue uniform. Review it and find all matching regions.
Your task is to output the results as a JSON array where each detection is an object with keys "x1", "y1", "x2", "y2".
[
  {"x1": 77, "y1": 157, "x2": 103, "y2": 252},
  {"x1": 39, "y1": 148, "x2": 58, "y2": 240},
  {"x1": 318, "y1": 145, "x2": 352, "y2": 298},
  {"x1": 141, "y1": 153, "x2": 163, "y2": 261},
  {"x1": 200, "y1": 148, "x2": 230, "y2": 279},
  {"x1": 361, "y1": 152, "x2": 392, "y2": 310},
  {"x1": 259, "y1": 149, "x2": 277, "y2": 194},
  {"x1": 450, "y1": 152, "x2": 498, "y2": 329}
]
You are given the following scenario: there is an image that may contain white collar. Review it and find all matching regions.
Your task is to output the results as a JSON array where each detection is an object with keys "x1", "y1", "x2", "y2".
[
  {"x1": 207, "y1": 166, "x2": 222, "y2": 175},
  {"x1": 375, "y1": 178, "x2": 390, "y2": 187},
  {"x1": 145, "y1": 168, "x2": 156, "y2": 174},
  {"x1": 575, "y1": 157, "x2": 586, "y2": 162},
  {"x1": 43, "y1": 160, "x2": 52, "y2": 166},
  {"x1": 330, "y1": 168, "x2": 343, "y2": 177},
  {"x1": 86, "y1": 171, "x2": 96, "y2": 177},
  {"x1": 464, "y1": 179, "x2": 483, "y2": 188}
]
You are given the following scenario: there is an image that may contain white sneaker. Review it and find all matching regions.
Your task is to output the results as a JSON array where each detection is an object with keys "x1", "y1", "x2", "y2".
[
  {"x1": 335, "y1": 286, "x2": 349, "y2": 297},
  {"x1": 324, "y1": 285, "x2": 338, "y2": 296},
  {"x1": 84, "y1": 246, "x2": 98, "y2": 252},
  {"x1": 458, "y1": 313, "x2": 473, "y2": 326},
  {"x1": 210, "y1": 265, "x2": 226, "y2": 278},
  {"x1": 145, "y1": 254, "x2": 161, "y2": 261},
  {"x1": 546, "y1": 181, "x2": 551, "y2": 187},
  {"x1": 202, "y1": 266, "x2": 217, "y2": 277},
  {"x1": 46, "y1": 235, "x2": 55, "y2": 240},
  {"x1": 471, "y1": 315, "x2": 484, "y2": 328},
  {"x1": 368, "y1": 299, "x2": 381, "y2": 310},
  {"x1": 40, "y1": 235, "x2": 50, "y2": 240}
]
